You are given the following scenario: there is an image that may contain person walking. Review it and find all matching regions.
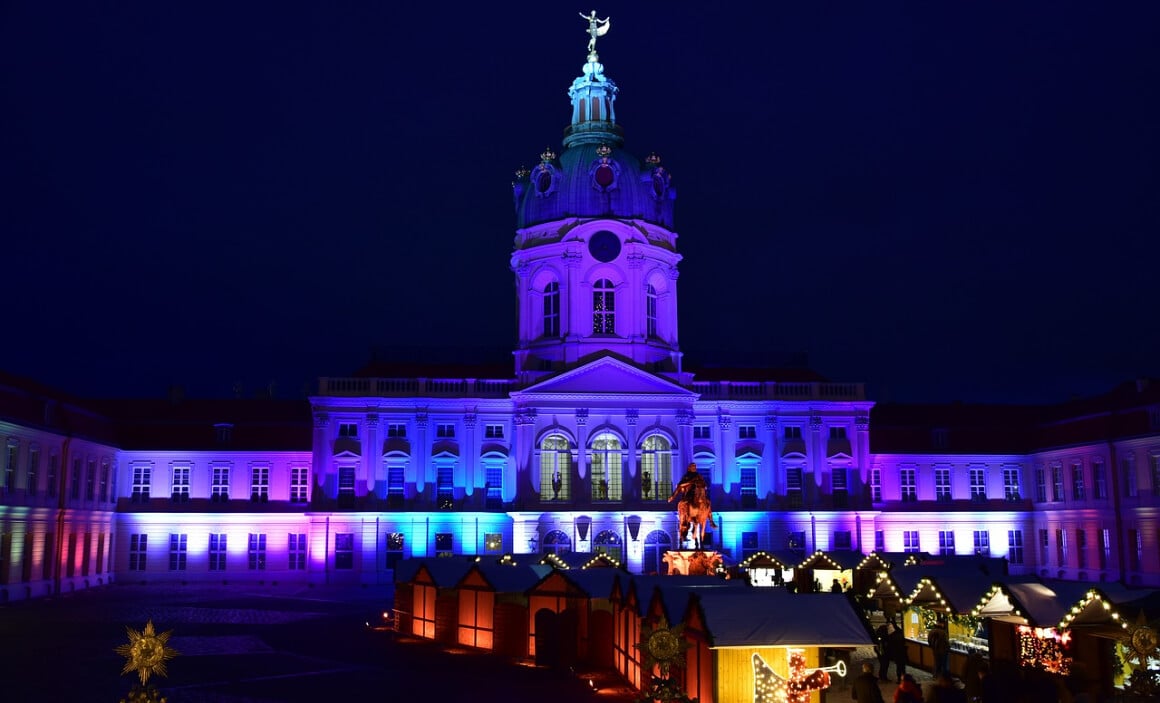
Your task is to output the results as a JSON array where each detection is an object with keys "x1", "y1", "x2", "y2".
[
  {"x1": 875, "y1": 622, "x2": 892, "y2": 682},
  {"x1": 895, "y1": 673, "x2": 924, "y2": 703},
  {"x1": 928, "y1": 617, "x2": 950, "y2": 677},
  {"x1": 852, "y1": 662, "x2": 885, "y2": 703},
  {"x1": 886, "y1": 621, "x2": 908, "y2": 683}
]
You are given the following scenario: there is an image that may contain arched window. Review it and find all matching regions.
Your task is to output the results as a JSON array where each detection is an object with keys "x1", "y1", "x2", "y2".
[
  {"x1": 643, "y1": 530, "x2": 673, "y2": 575},
  {"x1": 594, "y1": 530, "x2": 623, "y2": 564},
  {"x1": 641, "y1": 434, "x2": 672, "y2": 501},
  {"x1": 646, "y1": 284, "x2": 657, "y2": 338},
  {"x1": 593, "y1": 279, "x2": 615, "y2": 334},
  {"x1": 539, "y1": 434, "x2": 571, "y2": 501},
  {"x1": 543, "y1": 529, "x2": 571, "y2": 555},
  {"x1": 543, "y1": 281, "x2": 560, "y2": 338},
  {"x1": 590, "y1": 432, "x2": 622, "y2": 501}
]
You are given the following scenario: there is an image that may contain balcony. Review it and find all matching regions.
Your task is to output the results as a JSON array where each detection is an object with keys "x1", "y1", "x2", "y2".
[
  {"x1": 318, "y1": 377, "x2": 516, "y2": 398},
  {"x1": 690, "y1": 381, "x2": 865, "y2": 401}
]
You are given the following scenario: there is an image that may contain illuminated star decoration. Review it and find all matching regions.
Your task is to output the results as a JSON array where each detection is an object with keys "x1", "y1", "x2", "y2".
[
  {"x1": 115, "y1": 620, "x2": 179, "y2": 685},
  {"x1": 635, "y1": 617, "x2": 690, "y2": 676},
  {"x1": 1125, "y1": 611, "x2": 1160, "y2": 671},
  {"x1": 752, "y1": 649, "x2": 831, "y2": 703}
]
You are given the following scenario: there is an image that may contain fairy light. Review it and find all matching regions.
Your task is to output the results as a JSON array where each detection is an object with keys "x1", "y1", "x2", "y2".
[{"x1": 1017, "y1": 625, "x2": 1072, "y2": 674}]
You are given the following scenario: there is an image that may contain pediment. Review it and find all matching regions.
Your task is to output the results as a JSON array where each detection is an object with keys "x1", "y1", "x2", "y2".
[{"x1": 516, "y1": 356, "x2": 696, "y2": 398}]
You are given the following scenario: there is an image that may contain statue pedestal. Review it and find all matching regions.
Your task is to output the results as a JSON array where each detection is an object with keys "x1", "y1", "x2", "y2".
[{"x1": 663, "y1": 550, "x2": 723, "y2": 576}]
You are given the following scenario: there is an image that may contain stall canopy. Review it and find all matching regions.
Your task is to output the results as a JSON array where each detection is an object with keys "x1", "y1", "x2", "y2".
[
  {"x1": 457, "y1": 561, "x2": 551, "y2": 593},
  {"x1": 540, "y1": 551, "x2": 624, "y2": 570},
  {"x1": 692, "y1": 589, "x2": 875, "y2": 648},
  {"x1": 901, "y1": 565, "x2": 998, "y2": 614},
  {"x1": 799, "y1": 549, "x2": 867, "y2": 572}
]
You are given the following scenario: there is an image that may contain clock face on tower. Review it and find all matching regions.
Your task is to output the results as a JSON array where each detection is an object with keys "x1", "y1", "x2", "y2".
[{"x1": 588, "y1": 230, "x2": 621, "y2": 263}]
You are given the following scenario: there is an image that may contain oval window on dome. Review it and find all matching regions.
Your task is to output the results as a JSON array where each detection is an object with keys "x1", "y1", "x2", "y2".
[
  {"x1": 652, "y1": 172, "x2": 667, "y2": 199},
  {"x1": 594, "y1": 164, "x2": 615, "y2": 189},
  {"x1": 537, "y1": 170, "x2": 553, "y2": 194}
]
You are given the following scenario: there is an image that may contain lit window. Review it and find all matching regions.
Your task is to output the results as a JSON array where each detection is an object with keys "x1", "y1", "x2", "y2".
[
  {"x1": 870, "y1": 468, "x2": 882, "y2": 502},
  {"x1": 592, "y1": 279, "x2": 615, "y2": 334},
  {"x1": 291, "y1": 466, "x2": 310, "y2": 503},
  {"x1": 900, "y1": 468, "x2": 917, "y2": 502},
  {"x1": 1052, "y1": 466, "x2": 1065, "y2": 502},
  {"x1": 641, "y1": 434, "x2": 671, "y2": 500},
  {"x1": 335, "y1": 533, "x2": 354, "y2": 569},
  {"x1": 935, "y1": 467, "x2": 951, "y2": 501},
  {"x1": 594, "y1": 530, "x2": 622, "y2": 564},
  {"x1": 939, "y1": 530, "x2": 955, "y2": 556},
  {"x1": 209, "y1": 533, "x2": 227, "y2": 571},
  {"x1": 248, "y1": 534, "x2": 266, "y2": 570},
  {"x1": 590, "y1": 432, "x2": 622, "y2": 501},
  {"x1": 1071, "y1": 463, "x2": 1085, "y2": 501},
  {"x1": 1003, "y1": 466, "x2": 1021, "y2": 501},
  {"x1": 973, "y1": 530, "x2": 990, "y2": 556},
  {"x1": 289, "y1": 533, "x2": 307, "y2": 570},
  {"x1": 169, "y1": 534, "x2": 187, "y2": 571},
  {"x1": 540, "y1": 434, "x2": 571, "y2": 501}
]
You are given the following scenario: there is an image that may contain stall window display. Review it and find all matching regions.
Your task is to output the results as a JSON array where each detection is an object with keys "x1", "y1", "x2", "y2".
[{"x1": 1017, "y1": 626, "x2": 1072, "y2": 675}]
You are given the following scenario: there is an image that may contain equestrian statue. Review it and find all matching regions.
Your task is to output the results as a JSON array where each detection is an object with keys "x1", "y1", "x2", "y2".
[{"x1": 668, "y1": 462, "x2": 717, "y2": 550}]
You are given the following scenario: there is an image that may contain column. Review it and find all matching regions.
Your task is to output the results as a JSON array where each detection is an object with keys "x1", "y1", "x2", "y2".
[
  {"x1": 514, "y1": 408, "x2": 535, "y2": 503},
  {"x1": 716, "y1": 410, "x2": 732, "y2": 493},
  {"x1": 364, "y1": 413, "x2": 380, "y2": 497},
  {"x1": 413, "y1": 411, "x2": 429, "y2": 495},
  {"x1": 575, "y1": 409, "x2": 590, "y2": 501},
  {"x1": 761, "y1": 415, "x2": 778, "y2": 501},
  {"x1": 676, "y1": 407, "x2": 694, "y2": 485},
  {"x1": 855, "y1": 414, "x2": 870, "y2": 502},
  {"x1": 809, "y1": 414, "x2": 824, "y2": 505},
  {"x1": 625, "y1": 408, "x2": 639, "y2": 500},
  {"x1": 463, "y1": 412, "x2": 477, "y2": 496},
  {"x1": 312, "y1": 412, "x2": 330, "y2": 499}
]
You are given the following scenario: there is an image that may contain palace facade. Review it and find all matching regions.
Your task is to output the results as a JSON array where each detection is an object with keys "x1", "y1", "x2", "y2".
[{"x1": 2, "y1": 41, "x2": 1160, "y2": 603}]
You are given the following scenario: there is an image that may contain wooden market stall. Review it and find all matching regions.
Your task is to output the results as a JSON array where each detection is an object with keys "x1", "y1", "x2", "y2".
[
  {"x1": 897, "y1": 566, "x2": 996, "y2": 676},
  {"x1": 404, "y1": 559, "x2": 475, "y2": 643},
  {"x1": 539, "y1": 551, "x2": 624, "y2": 570},
  {"x1": 454, "y1": 560, "x2": 550, "y2": 655},
  {"x1": 739, "y1": 551, "x2": 793, "y2": 588}
]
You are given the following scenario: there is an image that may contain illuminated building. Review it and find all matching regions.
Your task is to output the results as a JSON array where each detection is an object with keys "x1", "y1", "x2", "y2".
[{"x1": 1, "y1": 35, "x2": 1160, "y2": 604}]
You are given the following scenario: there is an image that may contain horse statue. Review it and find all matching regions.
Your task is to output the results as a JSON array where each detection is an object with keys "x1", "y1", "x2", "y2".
[{"x1": 669, "y1": 464, "x2": 717, "y2": 550}]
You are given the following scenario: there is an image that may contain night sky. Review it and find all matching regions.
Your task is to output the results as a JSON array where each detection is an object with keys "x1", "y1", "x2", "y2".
[{"x1": 2, "y1": 3, "x2": 1157, "y2": 404}]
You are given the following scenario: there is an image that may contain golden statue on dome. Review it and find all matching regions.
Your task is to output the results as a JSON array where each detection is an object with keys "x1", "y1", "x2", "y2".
[{"x1": 579, "y1": 10, "x2": 610, "y2": 60}]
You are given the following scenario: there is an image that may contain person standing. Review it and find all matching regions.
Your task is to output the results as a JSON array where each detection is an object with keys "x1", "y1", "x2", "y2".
[
  {"x1": 886, "y1": 621, "x2": 908, "y2": 683},
  {"x1": 928, "y1": 617, "x2": 950, "y2": 677},
  {"x1": 852, "y1": 662, "x2": 885, "y2": 703},
  {"x1": 875, "y1": 622, "x2": 892, "y2": 682}
]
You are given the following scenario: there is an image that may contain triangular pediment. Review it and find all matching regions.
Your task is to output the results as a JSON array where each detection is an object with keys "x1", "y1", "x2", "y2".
[{"x1": 517, "y1": 356, "x2": 696, "y2": 397}]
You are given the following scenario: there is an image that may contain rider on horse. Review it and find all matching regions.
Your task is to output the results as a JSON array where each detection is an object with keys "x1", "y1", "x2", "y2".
[
  {"x1": 669, "y1": 463, "x2": 717, "y2": 548},
  {"x1": 671, "y1": 462, "x2": 706, "y2": 504}
]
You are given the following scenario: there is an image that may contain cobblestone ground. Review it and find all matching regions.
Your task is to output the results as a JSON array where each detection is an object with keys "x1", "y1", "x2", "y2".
[{"x1": 0, "y1": 583, "x2": 633, "y2": 703}]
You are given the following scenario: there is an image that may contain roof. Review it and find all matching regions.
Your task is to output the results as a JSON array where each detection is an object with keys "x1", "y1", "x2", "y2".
[
  {"x1": 693, "y1": 590, "x2": 874, "y2": 648},
  {"x1": 459, "y1": 562, "x2": 550, "y2": 592},
  {"x1": 798, "y1": 550, "x2": 870, "y2": 571}
]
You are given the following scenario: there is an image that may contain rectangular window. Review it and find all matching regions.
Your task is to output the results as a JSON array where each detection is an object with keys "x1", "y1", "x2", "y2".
[
  {"x1": 900, "y1": 468, "x2": 917, "y2": 502},
  {"x1": 169, "y1": 534, "x2": 187, "y2": 571},
  {"x1": 1123, "y1": 458, "x2": 1138, "y2": 497},
  {"x1": 1035, "y1": 467, "x2": 1047, "y2": 502},
  {"x1": 248, "y1": 533, "x2": 266, "y2": 570},
  {"x1": 935, "y1": 467, "x2": 951, "y2": 501},
  {"x1": 483, "y1": 533, "x2": 502, "y2": 553},
  {"x1": 904, "y1": 530, "x2": 920, "y2": 553},
  {"x1": 387, "y1": 423, "x2": 407, "y2": 438},
  {"x1": 291, "y1": 466, "x2": 309, "y2": 503},
  {"x1": 1008, "y1": 530, "x2": 1024, "y2": 564},
  {"x1": 741, "y1": 531, "x2": 760, "y2": 561},
  {"x1": 484, "y1": 424, "x2": 504, "y2": 439},
  {"x1": 172, "y1": 466, "x2": 190, "y2": 502},
  {"x1": 4, "y1": 441, "x2": 17, "y2": 494},
  {"x1": 95, "y1": 534, "x2": 105, "y2": 575},
  {"x1": 338, "y1": 422, "x2": 358, "y2": 438},
  {"x1": 437, "y1": 465, "x2": 454, "y2": 508},
  {"x1": 251, "y1": 465, "x2": 269, "y2": 501},
  {"x1": 129, "y1": 534, "x2": 147, "y2": 571},
  {"x1": 100, "y1": 459, "x2": 110, "y2": 502},
  {"x1": 1153, "y1": 455, "x2": 1160, "y2": 497},
  {"x1": 1093, "y1": 460, "x2": 1107, "y2": 500},
  {"x1": 786, "y1": 467, "x2": 803, "y2": 508},
  {"x1": 693, "y1": 425, "x2": 711, "y2": 440},
  {"x1": 485, "y1": 466, "x2": 503, "y2": 510},
  {"x1": 831, "y1": 467, "x2": 848, "y2": 508},
  {"x1": 1071, "y1": 463, "x2": 1085, "y2": 501},
  {"x1": 47, "y1": 455, "x2": 58, "y2": 498},
  {"x1": 875, "y1": 530, "x2": 885, "y2": 553},
  {"x1": 338, "y1": 466, "x2": 356, "y2": 507},
  {"x1": 386, "y1": 532, "x2": 405, "y2": 568},
  {"x1": 544, "y1": 282, "x2": 560, "y2": 337},
  {"x1": 132, "y1": 464, "x2": 151, "y2": 502},
  {"x1": 833, "y1": 530, "x2": 852, "y2": 550},
  {"x1": 42, "y1": 533, "x2": 54, "y2": 579},
  {"x1": 1056, "y1": 529, "x2": 1066, "y2": 567},
  {"x1": 592, "y1": 284, "x2": 615, "y2": 334},
  {"x1": 435, "y1": 532, "x2": 453, "y2": 557},
  {"x1": 1131, "y1": 530, "x2": 1142, "y2": 571},
  {"x1": 85, "y1": 459, "x2": 96, "y2": 500},
  {"x1": 1039, "y1": 528, "x2": 1049, "y2": 565},
  {"x1": 436, "y1": 423, "x2": 455, "y2": 439},
  {"x1": 740, "y1": 467, "x2": 757, "y2": 509},
  {"x1": 973, "y1": 530, "x2": 990, "y2": 556},
  {"x1": 829, "y1": 427, "x2": 847, "y2": 440},
  {"x1": 738, "y1": 425, "x2": 757, "y2": 440},
  {"x1": 26, "y1": 447, "x2": 39, "y2": 497},
  {"x1": 209, "y1": 533, "x2": 227, "y2": 571},
  {"x1": 211, "y1": 465, "x2": 230, "y2": 502},
  {"x1": 787, "y1": 530, "x2": 806, "y2": 556},
  {"x1": 1001, "y1": 466, "x2": 1020, "y2": 501},
  {"x1": 870, "y1": 468, "x2": 881, "y2": 502},
  {"x1": 1100, "y1": 529, "x2": 1111, "y2": 570},
  {"x1": 970, "y1": 467, "x2": 986, "y2": 501},
  {"x1": 289, "y1": 533, "x2": 306, "y2": 570},
  {"x1": 70, "y1": 458, "x2": 81, "y2": 499},
  {"x1": 939, "y1": 530, "x2": 955, "y2": 556},
  {"x1": 387, "y1": 464, "x2": 405, "y2": 506},
  {"x1": 784, "y1": 426, "x2": 802, "y2": 440},
  {"x1": 1076, "y1": 530, "x2": 1087, "y2": 569},
  {"x1": 1052, "y1": 466, "x2": 1065, "y2": 502},
  {"x1": 335, "y1": 533, "x2": 354, "y2": 569}
]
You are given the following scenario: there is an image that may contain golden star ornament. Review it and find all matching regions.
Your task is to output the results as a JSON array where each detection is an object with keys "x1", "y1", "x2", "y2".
[{"x1": 115, "y1": 620, "x2": 179, "y2": 685}]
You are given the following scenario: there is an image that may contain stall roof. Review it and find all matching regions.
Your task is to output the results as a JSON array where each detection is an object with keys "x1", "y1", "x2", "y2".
[
  {"x1": 541, "y1": 568, "x2": 625, "y2": 600},
  {"x1": 799, "y1": 549, "x2": 868, "y2": 571},
  {"x1": 539, "y1": 551, "x2": 624, "y2": 570},
  {"x1": 740, "y1": 551, "x2": 793, "y2": 570},
  {"x1": 902, "y1": 565, "x2": 998, "y2": 613},
  {"x1": 646, "y1": 580, "x2": 747, "y2": 624},
  {"x1": 458, "y1": 561, "x2": 551, "y2": 593},
  {"x1": 693, "y1": 590, "x2": 875, "y2": 648}
]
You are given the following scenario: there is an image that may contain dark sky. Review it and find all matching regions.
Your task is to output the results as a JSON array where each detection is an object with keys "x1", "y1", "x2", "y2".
[{"x1": 2, "y1": 3, "x2": 1157, "y2": 404}]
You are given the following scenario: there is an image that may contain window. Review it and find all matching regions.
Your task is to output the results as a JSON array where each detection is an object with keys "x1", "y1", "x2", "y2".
[
  {"x1": 289, "y1": 533, "x2": 307, "y2": 570},
  {"x1": 590, "y1": 432, "x2": 622, "y2": 501},
  {"x1": 386, "y1": 532, "x2": 405, "y2": 568},
  {"x1": 436, "y1": 465, "x2": 453, "y2": 509},
  {"x1": 592, "y1": 279, "x2": 615, "y2": 334},
  {"x1": 248, "y1": 534, "x2": 266, "y2": 570},
  {"x1": 1123, "y1": 458, "x2": 1138, "y2": 498},
  {"x1": 3, "y1": 441, "x2": 16, "y2": 494},
  {"x1": 540, "y1": 434, "x2": 571, "y2": 501},
  {"x1": 70, "y1": 458, "x2": 81, "y2": 499},
  {"x1": 291, "y1": 466, "x2": 309, "y2": 503},
  {"x1": 1052, "y1": 466, "x2": 1064, "y2": 502},
  {"x1": 172, "y1": 466, "x2": 190, "y2": 502},
  {"x1": 85, "y1": 459, "x2": 96, "y2": 500},
  {"x1": 1129, "y1": 529, "x2": 1142, "y2": 571},
  {"x1": 434, "y1": 533, "x2": 453, "y2": 557},
  {"x1": 485, "y1": 466, "x2": 502, "y2": 510},
  {"x1": 129, "y1": 534, "x2": 147, "y2": 571},
  {"x1": 693, "y1": 425, "x2": 711, "y2": 440},
  {"x1": 903, "y1": 531, "x2": 920, "y2": 553},
  {"x1": 939, "y1": 530, "x2": 956, "y2": 556},
  {"x1": 1071, "y1": 463, "x2": 1085, "y2": 501},
  {"x1": 1008, "y1": 530, "x2": 1024, "y2": 564},
  {"x1": 973, "y1": 530, "x2": 990, "y2": 556},
  {"x1": 870, "y1": 468, "x2": 881, "y2": 502},
  {"x1": 212, "y1": 465, "x2": 230, "y2": 502},
  {"x1": 786, "y1": 467, "x2": 803, "y2": 508},
  {"x1": 543, "y1": 281, "x2": 560, "y2": 337},
  {"x1": 874, "y1": 530, "x2": 885, "y2": 553},
  {"x1": 1004, "y1": 466, "x2": 1021, "y2": 501},
  {"x1": 436, "y1": 423, "x2": 455, "y2": 439},
  {"x1": 831, "y1": 467, "x2": 848, "y2": 508},
  {"x1": 483, "y1": 532, "x2": 503, "y2": 554},
  {"x1": 833, "y1": 531, "x2": 852, "y2": 550},
  {"x1": 738, "y1": 425, "x2": 757, "y2": 440},
  {"x1": 338, "y1": 422, "x2": 358, "y2": 438},
  {"x1": 740, "y1": 466, "x2": 757, "y2": 509},
  {"x1": 784, "y1": 426, "x2": 802, "y2": 440},
  {"x1": 100, "y1": 459, "x2": 110, "y2": 502},
  {"x1": 829, "y1": 427, "x2": 847, "y2": 440},
  {"x1": 1039, "y1": 529, "x2": 1049, "y2": 565},
  {"x1": 1076, "y1": 530, "x2": 1087, "y2": 569},
  {"x1": 387, "y1": 423, "x2": 407, "y2": 438},
  {"x1": 387, "y1": 463, "x2": 404, "y2": 507},
  {"x1": 742, "y1": 532, "x2": 760, "y2": 561},
  {"x1": 46, "y1": 455, "x2": 58, "y2": 498},
  {"x1": 1153, "y1": 455, "x2": 1160, "y2": 497},
  {"x1": 787, "y1": 530, "x2": 806, "y2": 556},
  {"x1": 339, "y1": 466, "x2": 356, "y2": 507},
  {"x1": 645, "y1": 284, "x2": 658, "y2": 337},
  {"x1": 935, "y1": 467, "x2": 951, "y2": 501},
  {"x1": 640, "y1": 435, "x2": 672, "y2": 500},
  {"x1": 209, "y1": 533, "x2": 227, "y2": 571},
  {"x1": 484, "y1": 424, "x2": 504, "y2": 439},
  {"x1": 594, "y1": 530, "x2": 622, "y2": 564},
  {"x1": 131, "y1": 464, "x2": 151, "y2": 502},
  {"x1": 970, "y1": 467, "x2": 986, "y2": 501},
  {"x1": 900, "y1": 468, "x2": 917, "y2": 502},
  {"x1": 1035, "y1": 467, "x2": 1047, "y2": 502},
  {"x1": 1056, "y1": 529, "x2": 1066, "y2": 567},
  {"x1": 251, "y1": 465, "x2": 269, "y2": 501},
  {"x1": 1093, "y1": 460, "x2": 1107, "y2": 500},
  {"x1": 26, "y1": 447, "x2": 39, "y2": 497},
  {"x1": 169, "y1": 534, "x2": 187, "y2": 571},
  {"x1": 1100, "y1": 529, "x2": 1111, "y2": 570},
  {"x1": 335, "y1": 533, "x2": 354, "y2": 568}
]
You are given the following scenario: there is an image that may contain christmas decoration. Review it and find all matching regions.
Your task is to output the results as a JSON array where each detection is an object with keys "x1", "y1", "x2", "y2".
[
  {"x1": 115, "y1": 620, "x2": 179, "y2": 703},
  {"x1": 634, "y1": 618, "x2": 697, "y2": 703},
  {"x1": 1016, "y1": 625, "x2": 1071, "y2": 674},
  {"x1": 752, "y1": 649, "x2": 832, "y2": 703}
]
